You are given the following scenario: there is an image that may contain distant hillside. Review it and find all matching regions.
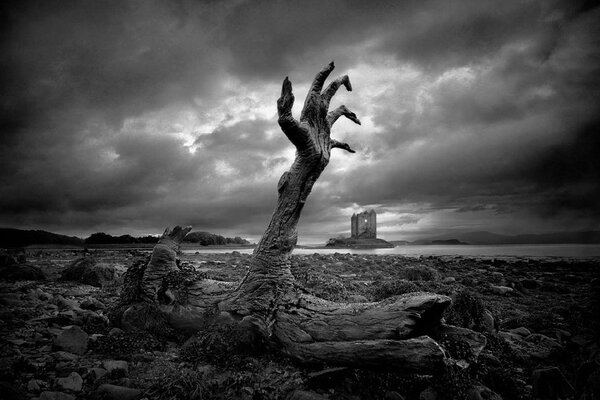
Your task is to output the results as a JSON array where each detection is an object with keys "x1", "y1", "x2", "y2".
[
  {"x1": 183, "y1": 231, "x2": 250, "y2": 246},
  {"x1": 0, "y1": 228, "x2": 83, "y2": 248},
  {"x1": 1, "y1": 228, "x2": 252, "y2": 248},
  {"x1": 84, "y1": 232, "x2": 159, "y2": 245},
  {"x1": 415, "y1": 230, "x2": 600, "y2": 245}
]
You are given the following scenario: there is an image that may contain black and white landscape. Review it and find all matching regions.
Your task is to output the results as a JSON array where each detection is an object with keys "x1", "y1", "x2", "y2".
[{"x1": 1, "y1": 1, "x2": 599, "y2": 400}]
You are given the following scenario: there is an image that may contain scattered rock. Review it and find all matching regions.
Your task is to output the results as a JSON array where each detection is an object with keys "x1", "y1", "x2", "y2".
[
  {"x1": 347, "y1": 294, "x2": 368, "y2": 303},
  {"x1": 109, "y1": 327, "x2": 124, "y2": 337},
  {"x1": 0, "y1": 381, "x2": 28, "y2": 400},
  {"x1": 490, "y1": 271, "x2": 504, "y2": 282},
  {"x1": 0, "y1": 292, "x2": 24, "y2": 306},
  {"x1": 482, "y1": 309, "x2": 496, "y2": 334},
  {"x1": 288, "y1": 390, "x2": 330, "y2": 400},
  {"x1": 521, "y1": 278, "x2": 540, "y2": 289},
  {"x1": 54, "y1": 295, "x2": 79, "y2": 310},
  {"x1": 27, "y1": 379, "x2": 43, "y2": 392},
  {"x1": 39, "y1": 391, "x2": 76, "y2": 400},
  {"x1": 442, "y1": 277, "x2": 456, "y2": 284},
  {"x1": 80, "y1": 297, "x2": 105, "y2": 310},
  {"x1": 102, "y1": 360, "x2": 128, "y2": 377},
  {"x1": 489, "y1": 285, "x2": 514, "y2": 295},
  {"x1": 525, "y1": 334, "x2": 563, "y2": 359},
  {"x1": 419, "y1": 387, "x2": 438, "y2": 400},
  {"x1": 0, "y1": 249, "x2": 18, "y2": 266},
  {"x1": 467, "y1": 385, "x2": 503, "y2": 400},
  {"x1": 0, "y1": 264, "x2": 46, "y2": 281},
  {"x1": 508, "y1": 327, "x2": 531, "y2": 337},
  {"x1": 385, "y1": 391, "x2": 406, "y2": 400},
  {"x1": 52, "y1": 351, "x2": 79, "y2": 361},
  {"x1": 87, "y1": 367, "x2": 107, "y2": 382},
  {"x1": 532, "y1": 367, "x2": 574, "y2": 400},
  {"x1": 55, "y1": 372, "x2": 82, "y2": 392},
  {"x1": 307, "y1": 367, "x2": 349, "y2": 387},
  {"x1": 96, "y1": 384, "x2": 142, "y2": 400},
  {"x1": 53, "y1": 326, "x2": 88, "y2": 355}
]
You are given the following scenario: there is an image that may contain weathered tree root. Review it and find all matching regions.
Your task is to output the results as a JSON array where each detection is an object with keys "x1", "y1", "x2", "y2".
[
  {"x1": 112, "y1": 227, "x2": 485, "y2": 374},
  {"x1": 112, "y1": 63, "x2": 486, "y2": 373}
]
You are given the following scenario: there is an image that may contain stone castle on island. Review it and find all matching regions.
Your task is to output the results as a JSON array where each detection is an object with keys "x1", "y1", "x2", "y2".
[
  {"x1": 351, "y1": 210, "x2": 377, "y2": 239},
  {"x1": 326, "y1": 209, "x2": 391, "y2": 248}
]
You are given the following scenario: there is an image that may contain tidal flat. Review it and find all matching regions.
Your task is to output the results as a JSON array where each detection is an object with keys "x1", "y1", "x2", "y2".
[{"x1": 1, "y1": 249, "x2": 599, "y2": 399}]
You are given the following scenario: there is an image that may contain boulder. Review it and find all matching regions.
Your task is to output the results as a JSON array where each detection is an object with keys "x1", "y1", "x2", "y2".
[
  {"x1": 53, "y1": 326, "x2": 88, "y2": 355},
  {"x1": 82, "y1": 264, "x2": 116, "y2": 287},
  {"x1": 60, "y1": 257, "x2": 115, "y2": 287}
]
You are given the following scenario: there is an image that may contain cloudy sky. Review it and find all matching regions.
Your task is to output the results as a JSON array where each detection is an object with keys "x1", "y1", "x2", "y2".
[{"x1": 1, "y1": 0, "x2": 599, "y2": 243}]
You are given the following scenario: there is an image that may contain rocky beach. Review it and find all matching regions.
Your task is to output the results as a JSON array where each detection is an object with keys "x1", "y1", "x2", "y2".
[{"x1": 0, "y1": 248, "x2": 598, "y2": 400}]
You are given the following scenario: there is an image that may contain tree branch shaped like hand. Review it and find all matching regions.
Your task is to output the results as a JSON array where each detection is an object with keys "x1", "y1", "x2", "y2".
[{"x1": 277, "y1": 61, "x2": 361, "y2": 158}]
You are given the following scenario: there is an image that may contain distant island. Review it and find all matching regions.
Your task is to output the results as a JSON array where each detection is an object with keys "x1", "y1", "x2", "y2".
[
  {"x1": 0, "y1": 228, "x2": 250, "y2": 248},
  {"x1": 325, "y1": 237, "x2": 395, "y2": 249},
  {"x1": 430, "y1": 239, "x2": 468, "y2": 245},
  {"x1": 405, "y1": 230, "x2": 600, "y2": 245},
  {"x1": 327, "y1": 210, "x2": 394, "y2": 248}
]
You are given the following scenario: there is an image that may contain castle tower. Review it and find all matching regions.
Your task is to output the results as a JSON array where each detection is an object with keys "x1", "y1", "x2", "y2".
[{"x1": 351, "y1": 209, "x2": 376, "y2": 239}]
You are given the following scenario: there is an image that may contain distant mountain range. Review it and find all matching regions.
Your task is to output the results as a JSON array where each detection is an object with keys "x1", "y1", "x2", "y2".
[
  {"x1": 392, "y1": 230, "x2": 600, "y2": 245},
  {"x1": 0, "y1": 228, "x2": 249, "y2": 248}
]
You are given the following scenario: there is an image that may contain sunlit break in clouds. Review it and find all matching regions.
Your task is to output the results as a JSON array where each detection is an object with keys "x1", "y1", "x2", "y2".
[{"x1": 1, "y1": 0, "x2": 599, "y2": 243}]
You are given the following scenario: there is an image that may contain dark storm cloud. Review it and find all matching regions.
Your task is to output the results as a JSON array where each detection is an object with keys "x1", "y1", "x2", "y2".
[{"x1": 1, "y1": 0, "x2": 599, "y2": 239}]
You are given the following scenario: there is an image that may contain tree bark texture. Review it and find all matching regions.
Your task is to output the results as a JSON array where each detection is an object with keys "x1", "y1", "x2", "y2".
[{"x1": 115, "y1": 63, "x2": 485, "y2": 373}]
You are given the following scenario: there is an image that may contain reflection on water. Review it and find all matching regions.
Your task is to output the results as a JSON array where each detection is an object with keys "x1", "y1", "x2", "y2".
[{"x1": 181, "y1": 244, "x2": 600, "y2": 258}]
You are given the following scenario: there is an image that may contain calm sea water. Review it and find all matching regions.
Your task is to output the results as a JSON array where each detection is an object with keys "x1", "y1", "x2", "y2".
[{"x1": 182, "y1": 244, "x2": 600, "y2": 259}]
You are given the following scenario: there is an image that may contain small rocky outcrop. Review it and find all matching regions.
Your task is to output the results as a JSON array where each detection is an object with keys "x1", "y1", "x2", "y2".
[
  {"x1": 0, "y1": 248, "x2": 46, "y2": 280},
  {"x1": 53, "y1": 326, "x2": 88, "y2": 355},
  {"x1": 60, "y1": 256, "x2": 115, "y2": 287}
]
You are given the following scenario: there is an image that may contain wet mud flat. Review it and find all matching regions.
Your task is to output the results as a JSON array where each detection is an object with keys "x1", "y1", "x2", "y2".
[{"x1": 1, "y1": 248, "x2": 599, "y2": 399}]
